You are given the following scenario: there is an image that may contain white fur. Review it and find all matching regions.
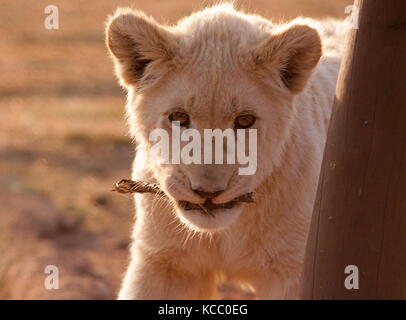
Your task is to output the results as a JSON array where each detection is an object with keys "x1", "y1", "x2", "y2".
[{"x1": 106, "y1": 4, "x2": 345, "y2": 299}]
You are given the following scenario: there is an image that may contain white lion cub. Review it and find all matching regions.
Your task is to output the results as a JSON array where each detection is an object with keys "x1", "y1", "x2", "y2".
[{"x1": 106, "y1": 4, "x2": 342, "y2": 299}]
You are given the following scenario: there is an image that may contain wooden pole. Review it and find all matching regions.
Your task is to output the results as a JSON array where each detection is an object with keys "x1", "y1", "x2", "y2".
[{"x1": 302, "y1": 0, "x2": 406, "y2": 299}]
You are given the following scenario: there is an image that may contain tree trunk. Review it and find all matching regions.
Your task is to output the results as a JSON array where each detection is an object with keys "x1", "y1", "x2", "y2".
[{"x1": 302, "y1": 0, "x2": 406, "y2": 299}]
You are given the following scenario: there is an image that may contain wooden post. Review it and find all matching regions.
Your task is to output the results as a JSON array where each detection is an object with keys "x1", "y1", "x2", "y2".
[{"x1": 302, "y1": 0, "x2": 406, "y2": 299}]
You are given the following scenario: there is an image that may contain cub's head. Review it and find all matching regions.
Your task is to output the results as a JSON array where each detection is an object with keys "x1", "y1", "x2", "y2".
[{"x1": 106, "y1": 5, "x2": 321, "y2": 232}]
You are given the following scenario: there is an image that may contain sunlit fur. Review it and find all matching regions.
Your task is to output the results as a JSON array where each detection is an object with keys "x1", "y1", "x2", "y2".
[{"x1": 106, "y1": 4, "x2": 345, "y2": 299}]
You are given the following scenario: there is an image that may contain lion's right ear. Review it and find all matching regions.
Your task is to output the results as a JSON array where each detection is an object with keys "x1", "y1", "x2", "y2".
[{"x1": 105, "y1": 8, "x2": 175, "y2": 87}]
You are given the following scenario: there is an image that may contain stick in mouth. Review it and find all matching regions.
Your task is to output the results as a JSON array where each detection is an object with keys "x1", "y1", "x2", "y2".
[
  {"x1": 112, "y1": 179, "x2": 254, "y2": 217},
  {"x1": 113, "y1": 179, "x2": 165, "y2": 195}
]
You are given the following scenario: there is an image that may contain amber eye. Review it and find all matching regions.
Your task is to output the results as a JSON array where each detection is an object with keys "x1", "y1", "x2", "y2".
[
  {"x1": 234, "y1": 114, "x2": 256, "y2": 129},
  {"x1": 168, "y1": 111, "x2": 190, "y2": 127}
]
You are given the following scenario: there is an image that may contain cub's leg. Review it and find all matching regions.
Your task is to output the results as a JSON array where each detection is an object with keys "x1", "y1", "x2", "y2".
[
  {"x1": 247, "y1": 267, "x2": 301, "y2": 300},
  {"x1": 118, "y1": 245, "x2": 217, "y2": 300}
]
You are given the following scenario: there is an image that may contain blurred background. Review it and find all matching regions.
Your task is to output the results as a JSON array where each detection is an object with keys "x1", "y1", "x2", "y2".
[{"x1": 0, "y1": 0, "x2": 351, "y2": 299}]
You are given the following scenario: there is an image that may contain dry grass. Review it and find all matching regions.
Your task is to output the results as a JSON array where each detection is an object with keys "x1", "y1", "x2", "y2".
[{"x1": 0, "y1": 0, "x2": 351, "y2": 299}]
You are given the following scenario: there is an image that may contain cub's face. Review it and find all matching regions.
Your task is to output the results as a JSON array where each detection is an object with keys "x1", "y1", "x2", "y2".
[
  {"x1": 130, "y1": 68, "x2": 291, "y2": 232},
  {"x1": 106, "y1": 7, "x2": 321, "y2": 232}
]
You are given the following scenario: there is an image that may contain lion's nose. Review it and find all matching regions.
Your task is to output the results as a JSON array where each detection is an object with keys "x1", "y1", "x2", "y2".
[{"x1": 192, "y1": 188, "x2": 224, "y2": 199}]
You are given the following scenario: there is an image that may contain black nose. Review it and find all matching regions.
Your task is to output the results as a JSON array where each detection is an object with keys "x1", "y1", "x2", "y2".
[{"x1": 192, "y1": 188, "x2": 224, "y2": 199}]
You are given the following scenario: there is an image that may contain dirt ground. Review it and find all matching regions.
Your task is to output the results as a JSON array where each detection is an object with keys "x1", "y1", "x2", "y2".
[{"x1": 0, "y1": 0, "x2": 351, "y2": 299}]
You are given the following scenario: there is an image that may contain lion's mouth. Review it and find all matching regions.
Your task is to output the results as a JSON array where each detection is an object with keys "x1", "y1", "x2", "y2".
[
  {"x1": 179, "y1": 200, "x2": 237, "y2": 211},
  {"x1": 178, "y1": 193, "x2": 254, "y2": 217}
]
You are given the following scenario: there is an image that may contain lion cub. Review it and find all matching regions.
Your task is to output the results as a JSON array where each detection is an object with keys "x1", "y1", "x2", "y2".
[{"x1": 106, "y1": 4, "x2": 342, "y2": 299}]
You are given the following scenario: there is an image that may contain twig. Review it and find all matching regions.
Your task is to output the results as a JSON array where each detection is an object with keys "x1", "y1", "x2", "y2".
[
  {"x1": 112, "y1": 179, "x2": 255, "y2": 217},
  {"x1": 113, "y1": 179, "x2": 165, "y2": 195}
]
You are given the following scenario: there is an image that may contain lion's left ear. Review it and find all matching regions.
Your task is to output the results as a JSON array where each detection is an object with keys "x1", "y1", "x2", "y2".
[{"x1": 251, "y1": 19, "x2": 322, "y2": 94}]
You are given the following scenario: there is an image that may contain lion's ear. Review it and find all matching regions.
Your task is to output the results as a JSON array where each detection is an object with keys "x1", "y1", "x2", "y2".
[
  {"x1": 252, "y1": 19, "x2": 322, "y2": 94},
  {"x1": 105, "y1": 8, "x2": 175, "y2": 87}
]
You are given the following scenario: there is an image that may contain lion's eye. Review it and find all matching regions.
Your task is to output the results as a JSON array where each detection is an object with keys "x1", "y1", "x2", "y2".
[
  {"x1": 168, "y1": 111, "x2": 190, "y2": 127},
  {"x1": 234, "y1": 114, "x2": 256, "y2": 129}
]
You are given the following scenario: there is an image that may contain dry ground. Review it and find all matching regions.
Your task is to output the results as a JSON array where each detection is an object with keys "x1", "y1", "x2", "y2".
[{"x1": 0, "y1": 0, "x2": 351, "y2": 299}]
